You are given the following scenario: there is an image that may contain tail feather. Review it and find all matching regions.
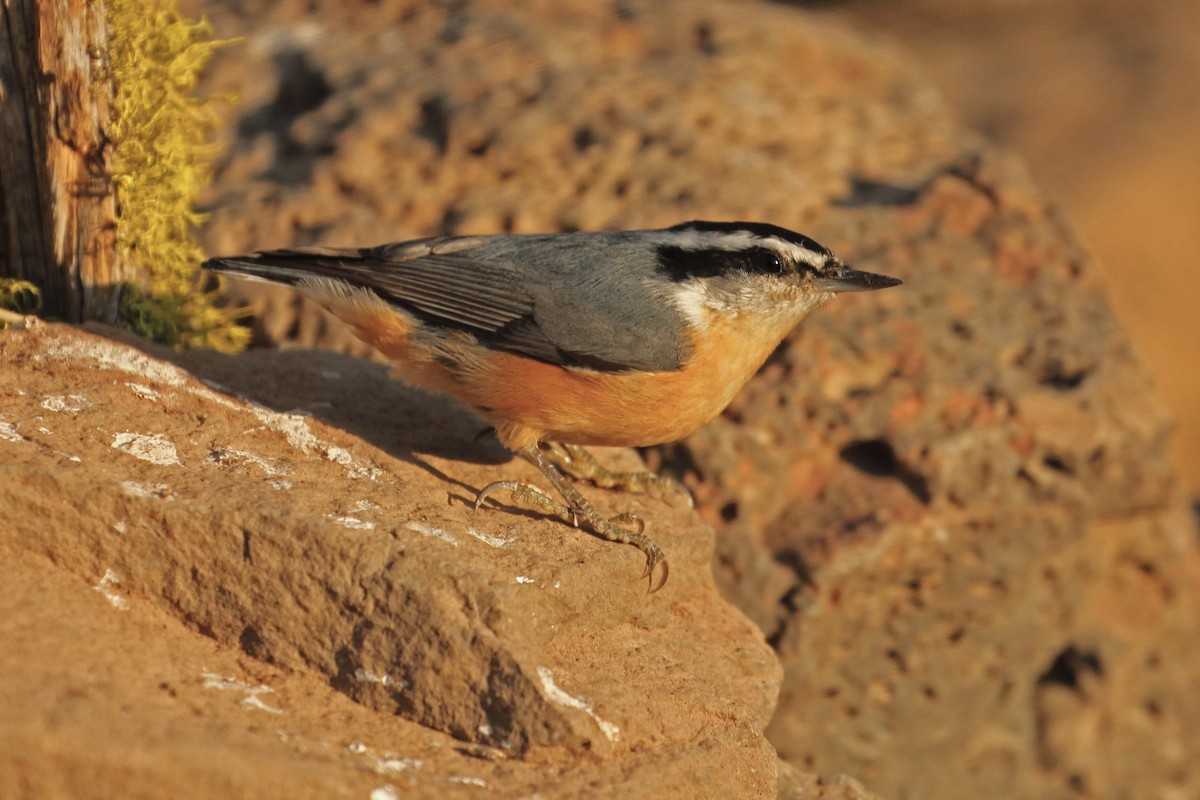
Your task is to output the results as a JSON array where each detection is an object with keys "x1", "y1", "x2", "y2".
[
  {"x1": 202, "y1": 249, "x2": 367, "y2": 288},
  {"x1": 203, "y1": 252, "x2": 415, "y2": 347}
]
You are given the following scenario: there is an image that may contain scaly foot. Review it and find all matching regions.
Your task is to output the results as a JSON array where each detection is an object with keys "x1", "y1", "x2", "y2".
[
  {"x1": 474, "y1": 446, "x2": 669, "y2": 592},
  {"x1": 539, "y1": 442, "x2": 693, "y2": 508}
]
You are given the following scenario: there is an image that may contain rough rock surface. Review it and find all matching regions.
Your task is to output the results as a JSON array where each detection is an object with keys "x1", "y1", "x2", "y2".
[
  {"x1": 682, "y1": 151, "x2": 1200, "y2": 799},
  {"x1": 1, "y1": 323, "x2": 781, "y2": 798},
  {"x1": 827, "y1": 0, "x2": 1200, "y2": 495}
]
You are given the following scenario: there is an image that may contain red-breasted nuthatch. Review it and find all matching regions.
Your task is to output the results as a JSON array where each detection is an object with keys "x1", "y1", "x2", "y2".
[{"x1": 204, "y1": 221, "x2": 901, "y2": 591}]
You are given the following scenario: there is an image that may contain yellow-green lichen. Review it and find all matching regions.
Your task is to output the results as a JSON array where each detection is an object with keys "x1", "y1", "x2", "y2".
[
  {"x1": 106, "y1": 0, "x2": 249, "y2": 352},
  {"x1": 0, "y1": 279, "x2": 42, "y2": 328}
]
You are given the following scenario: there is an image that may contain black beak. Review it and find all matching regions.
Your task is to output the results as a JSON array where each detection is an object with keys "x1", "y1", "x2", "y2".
[{"x1": 813, "y1": 262, "x2": 903, "y2": 293}]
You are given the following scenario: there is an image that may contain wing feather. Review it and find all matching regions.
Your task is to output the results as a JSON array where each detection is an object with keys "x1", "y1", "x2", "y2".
[
  {"x1": 206, "y1": 245, "x2": 533, "y2": 334},
  {"x1": 204, "y1": 232, "x2": 689, "y2": 372}
]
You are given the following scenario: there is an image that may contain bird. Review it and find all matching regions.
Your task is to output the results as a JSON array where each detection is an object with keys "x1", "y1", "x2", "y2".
[{"x1": 203, "y1": 220, "x2": 901, "y2": 591}]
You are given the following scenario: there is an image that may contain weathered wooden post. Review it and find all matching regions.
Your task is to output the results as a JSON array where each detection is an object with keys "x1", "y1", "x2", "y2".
[{"x1": 0, "y1": 0, "x2": 127, "y2": 322}]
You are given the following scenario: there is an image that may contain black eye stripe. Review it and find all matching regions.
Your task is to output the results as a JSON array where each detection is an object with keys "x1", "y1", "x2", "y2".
[{"x1": 657, "y1": 245, "x2": 793, "y2": 281}]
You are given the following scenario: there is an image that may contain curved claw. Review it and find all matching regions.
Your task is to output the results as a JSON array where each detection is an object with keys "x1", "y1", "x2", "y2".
[
  {"x1": 611, "y1": 511, "x2": 646, "y2": 535},
  {"x1": 476, "y1": 480, "x2": 580, "y2": 526},
  {"x1": 674, "y1": 481, "x2": 696, "y2": 510},
  {"x1": 640, "y1": 474, "x2": 693, "y2": 510},
  {"x1": 475, "y1": 460, "x2": 671, "y2": 592},
  {"x1": 643, "y1": 544, "x2": 669, "y2": 594},
  {"x1": 474, "y1": 480, "x2": 524, "y2": 510}
]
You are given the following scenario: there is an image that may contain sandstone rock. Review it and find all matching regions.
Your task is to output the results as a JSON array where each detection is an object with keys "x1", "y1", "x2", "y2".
[{"x1": 0, "y1": 323, "x2": 780, "y2": 797}]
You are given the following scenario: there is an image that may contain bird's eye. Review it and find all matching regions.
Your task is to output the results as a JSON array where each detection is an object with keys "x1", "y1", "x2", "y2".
[{"x1": 745, "y1": 247, "x2": 786, "y2": 275}]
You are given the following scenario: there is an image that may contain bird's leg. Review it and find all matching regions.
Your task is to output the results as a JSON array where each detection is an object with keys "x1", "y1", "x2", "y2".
[
  {"x1": 538, "y1": 442, "x2": 693, "y2": 508},
  {"x1": 475, "y1": 446, "x2": 669, "y2": 592}
]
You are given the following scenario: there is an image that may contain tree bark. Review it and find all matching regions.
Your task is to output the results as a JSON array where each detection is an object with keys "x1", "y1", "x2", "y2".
[{"x1": 0, "y1": 0, "x2": 124, "y2": 322}]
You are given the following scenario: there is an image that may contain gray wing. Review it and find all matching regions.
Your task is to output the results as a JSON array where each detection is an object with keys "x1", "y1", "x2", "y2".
[{"x1": 203, "y1": 232, "x2": 691, "y2": 372}]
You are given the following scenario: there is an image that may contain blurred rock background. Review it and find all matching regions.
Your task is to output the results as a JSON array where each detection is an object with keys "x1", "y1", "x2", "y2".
[
  {"x1": 816, "y1": 0, "x2": 1200, "y2": 499},
  {"x1": 164, "y1": 0, "x2": 1199, "y2": 796}
]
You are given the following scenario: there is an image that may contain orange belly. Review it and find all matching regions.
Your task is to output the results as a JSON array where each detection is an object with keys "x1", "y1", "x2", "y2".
[{"x1": 462, "y1": 318, "x2": 789, "y2": 449}]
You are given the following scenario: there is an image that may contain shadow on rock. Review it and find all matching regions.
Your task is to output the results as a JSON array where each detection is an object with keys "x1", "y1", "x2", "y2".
[{"x1": 90, "y1": 324, "x2": 513, "y2": 474}]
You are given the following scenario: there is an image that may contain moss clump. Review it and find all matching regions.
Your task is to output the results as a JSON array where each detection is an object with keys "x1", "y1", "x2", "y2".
[
  {"x1": 0, "y1": 279, "x2": 42, "y2": 328},
  {"x1": 106, "y1": 0, "x2": 249, "y2": 352}
]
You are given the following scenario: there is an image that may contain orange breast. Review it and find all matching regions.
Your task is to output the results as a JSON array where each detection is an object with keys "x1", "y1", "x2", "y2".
[{"x1": 462, "y1": 313, "x2": 792, "y2": 448}]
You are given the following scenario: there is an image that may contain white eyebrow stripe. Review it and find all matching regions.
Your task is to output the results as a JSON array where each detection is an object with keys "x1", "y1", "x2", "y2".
[
  {"x1": 648, "y1": 228, "x2": 761, "y2": 252},
  {"x1": 647, "y1": 228, "x2": 830, "y2": 269}
]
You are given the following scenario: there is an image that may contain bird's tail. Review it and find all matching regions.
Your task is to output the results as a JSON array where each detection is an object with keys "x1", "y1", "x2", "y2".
[{"x1": 202, "y1": 247, "x2": 371, "y2": 288}]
